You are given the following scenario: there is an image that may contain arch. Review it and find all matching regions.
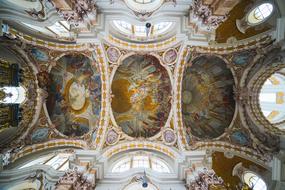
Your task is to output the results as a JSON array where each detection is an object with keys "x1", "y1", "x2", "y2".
[{"x1": 101, "y1": 141, "x2": 181, "y2": 159}]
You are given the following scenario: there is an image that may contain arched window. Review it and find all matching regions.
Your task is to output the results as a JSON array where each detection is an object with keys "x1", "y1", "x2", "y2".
[
  {"x1": 112, "y1": 20, "x2": 173, "y2": 39},
  {"x1": 111, "y1": 152, "x2": 171, "y2": 173},
  {"x1": 243, "y1": 172, "x2": 267, "y2": 190},
  {"x1": 0, "y1": 86, "x2": 26, "y2": 104},
  {"x1": 259, "y1": 71, "x2": 285, "y2": 128},
  {"x1": 22, "y1": 21, "x2": 71, "y2": 39},
  {"x1": 19, "y1": 152, "x2": 72, "y2": 171},
  {"x1": 247, "y1": 3, "x2": 273, "y2": 25}
]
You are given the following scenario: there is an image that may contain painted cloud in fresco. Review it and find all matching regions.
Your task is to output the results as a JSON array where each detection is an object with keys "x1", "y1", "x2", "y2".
[
  {"x1": 30, "y1": 48, "x2": 49, "y2": 62},
  {"x1": 182, "y1": 55, "x2": 235, "y2": 139},
  {"x1": 47, "y1": 54, "x2": 101, "y2": 137},
  {"x1": 111, "y1": 55, "x2": 171, "y2": 138}
]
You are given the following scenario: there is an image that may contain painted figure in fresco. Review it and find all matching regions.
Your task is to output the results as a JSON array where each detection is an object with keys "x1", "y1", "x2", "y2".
[
  {"x1": 37, "y1": 70, "x2": 50, "y2": 90},
  {"x1": 47, "y1": 54, "x2": 101, "y2": 137},
  {"x1": 112, "y1": 55, "x2": 171, "y2": 138},
  {"x1": 182, "y1": 56, "x2": 235, "y2": 140}
]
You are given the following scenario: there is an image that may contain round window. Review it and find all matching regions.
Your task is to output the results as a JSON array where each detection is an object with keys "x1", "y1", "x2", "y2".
[
  {"x1": 259, "y1": 69, "x2": 285, "y2": 129},
  {"x1": 243, "y1": 172, "x2": 267, "y2": 190},
  {"x1": 247, "y1": 3, "x2": 273, "y2": 25}
]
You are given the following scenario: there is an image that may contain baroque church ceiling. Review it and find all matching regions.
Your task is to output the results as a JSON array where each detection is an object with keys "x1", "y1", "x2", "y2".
[{"x1": 0, "y1": 0, "x2": 285, "y2": 189}]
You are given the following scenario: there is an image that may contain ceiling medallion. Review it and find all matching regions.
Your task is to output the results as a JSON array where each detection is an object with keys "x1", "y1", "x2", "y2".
[
  {"x1": 106, "y1": 129, "x2": 120, "y2": 145},
  {"x1": 163, "y1": 48, "x2": 178, "y2": 65},
  {"x1": 106, "y1": 46, "x2": 121, "y2": 64},
  {"x1": 162, "y1": 128, "x2": 176, "y2": 145},
  {"x1": 123, "y1": 0, "x2": 176, "y2": 19}
]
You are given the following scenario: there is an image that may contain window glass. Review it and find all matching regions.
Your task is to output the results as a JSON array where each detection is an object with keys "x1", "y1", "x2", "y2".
[
  {"x1": 259, "y1": 93, "x2": 276, "y2": 103},
  {"x1": 243, "y1": 172, "x2": 267, "y2": 190},
  {"x1": 111, "y1": 153, "x2": 171, "y2": 173},
  {"x1": 259, "y1": 71, "x2": 285, "y2": 125},
  {"x1": 22, "y1": 21, "x2": 71, "y2": 38},
  {"x1": 112, "y1": 158, "x2": 131, "y2": 173},
  {"x1": 133, "y1": 156, "x2": 150, "y2": 168},
  {"x1": 19, "y1": 153, "x2": 71, "y2": 171},
  {"x1": 113, "y1": 20, "x2": 173, "y2": 39},
  {"x1": 253, "y1": 3, "x2": 273, "y2": 20},
  {"x1": 151, "y1": 159, "x2": 170, "y2": 173},
  {"x1": 248, "y1": 3, "x2": 273, "y2": 24},
  {"x1": 0, "y1": 86, "x2": 26, "y2": 104}
]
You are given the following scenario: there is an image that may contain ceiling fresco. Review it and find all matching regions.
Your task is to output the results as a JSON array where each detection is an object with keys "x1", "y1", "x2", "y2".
[
  {"x1": 182, "y1": 55, "x2": 235, "y2": 139},
  {"x1": 1, "y1": 1, "x2": 285, "y2": 189},
  {"x1": 111, "y1": 54, "x2": 171, "y2": 138},
  {"x1": 47, "y1": 54, "x2": 101, "y2": 137}
]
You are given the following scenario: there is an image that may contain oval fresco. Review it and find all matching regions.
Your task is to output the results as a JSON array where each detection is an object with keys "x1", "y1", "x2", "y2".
[
  {"x1": 47, "y1": 54, "x2": 101, "y2": 137},
  {"x1": 111, "y1": 54, "x2": 171, "y2": 138},
  {"x1": 182, "y1": 56, "x2": 235, "y2": 139}
]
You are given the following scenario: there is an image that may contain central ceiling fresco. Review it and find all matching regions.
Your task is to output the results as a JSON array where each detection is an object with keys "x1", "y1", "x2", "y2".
[
  {"x1": 182, "y1": 55, "x2": 235, "y2": 139},
  {"x1": 111, "y1": 54, "x2": 171, "y2": 138}
]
